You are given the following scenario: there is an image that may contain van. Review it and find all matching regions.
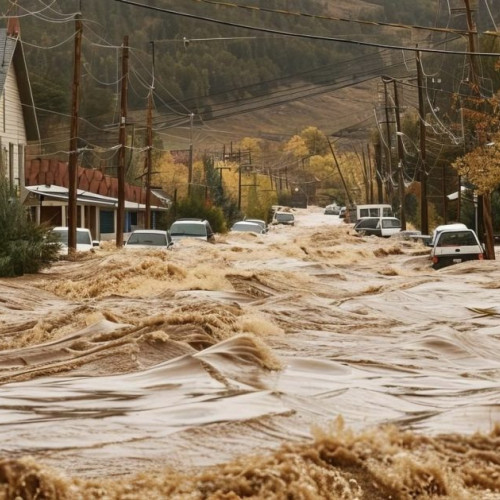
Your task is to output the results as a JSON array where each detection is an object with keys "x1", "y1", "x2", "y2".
[{"x1": 354, "y1": 204, "x2": 393, "y2": 221}]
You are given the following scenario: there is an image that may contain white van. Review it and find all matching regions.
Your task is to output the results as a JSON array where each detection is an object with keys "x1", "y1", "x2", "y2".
[{"x1": 355, "y1": 204, "x2": 393, "y2": 221}]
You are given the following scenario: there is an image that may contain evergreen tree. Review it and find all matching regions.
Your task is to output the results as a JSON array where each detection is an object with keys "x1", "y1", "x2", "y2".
[{"x1": 0, "y1": 180, "x2": 60, "y2": 277}]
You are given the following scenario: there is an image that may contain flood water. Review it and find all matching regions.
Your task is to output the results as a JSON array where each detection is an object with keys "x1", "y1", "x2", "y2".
[{"x1": 0, "y1": 207, "x2": 499, "y2": 499}]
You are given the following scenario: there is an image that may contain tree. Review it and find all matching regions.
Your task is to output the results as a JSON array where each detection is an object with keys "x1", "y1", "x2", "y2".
[
  {"x1": 0, "y1": 180, "x2": 60, "y2": 277},
  {"x1": 453, "y1": 133, "x2": 500, "y2": 258}
]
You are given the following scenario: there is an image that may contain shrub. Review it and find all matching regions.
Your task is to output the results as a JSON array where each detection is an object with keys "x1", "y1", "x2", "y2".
[{"x1": 0, "y1": 180, "x2": 60, "y2": 277}]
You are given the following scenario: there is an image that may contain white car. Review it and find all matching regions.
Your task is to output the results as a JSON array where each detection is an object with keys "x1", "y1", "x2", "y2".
[
  {"x1": 125, "y1": 229, "x2": 173, "y2": 249},
  {"x1": 430, "y1": 228, "x2": 484, "y2": 269},
  {"x1": 51, "y1": 226, "x2": 99, "y2": 255},
  {"x1": 427, "y1": 223, "x2": 468, "y2": 247},
  {"x1": 169, "y1": 219, "x2": 215, "y2": 243},
  {"x1": 353, "y1": 217, "x2": 401, "y2": 237},
  {"x1": 272, "y1": 212, "x2": 295, "y2": 226},
  {"x1": 231, "y1": 221, "x2": 265, "y2": 234},
  {"x1": 244, "y1": 219, "x2": 268, "y2": 233}
]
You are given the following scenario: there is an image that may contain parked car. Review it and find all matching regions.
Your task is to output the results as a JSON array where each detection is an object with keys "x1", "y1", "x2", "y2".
[
  {"x1": 245, "y1": 218, "x2": 268, "y2": 233},
  {"x1": 51, "y1": 226, "x2": 99, "y2": 255},
  {"x1": 324, "y1": 204, "x2": 340, "y2": 215},
  {"x1": 430, "y1": 228, "x2": 484, "y2": 270},
  {"x1": 353, "y1": 217, "x2": 402, "y2": 237},
  {"x1": 231, "y1": 221, "x2": 265, "y2": 234},
  {"x1": 169, "y1": 219, "x2": 215, "y2": 242},
  {"x1": 272, "y1": 211, "x2": 295, "y2": 226},
  {"x1": 125, "y1": 229, "x2": 173, "y2": 249}
]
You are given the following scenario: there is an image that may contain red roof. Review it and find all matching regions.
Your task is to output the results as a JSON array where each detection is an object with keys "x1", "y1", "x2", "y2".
[{"x1": 25, "y1": 159, "x2": 151, "y2": 204}]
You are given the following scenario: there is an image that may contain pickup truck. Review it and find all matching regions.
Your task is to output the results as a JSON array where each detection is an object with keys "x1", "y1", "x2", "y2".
[{"x1": 430, "y1": 228, "x2": 484, "y2": 270}]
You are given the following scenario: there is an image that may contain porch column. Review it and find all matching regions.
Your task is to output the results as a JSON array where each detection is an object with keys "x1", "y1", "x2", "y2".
[{"x1": 61, "y1": 205, "x2": 67, "y2": 226}]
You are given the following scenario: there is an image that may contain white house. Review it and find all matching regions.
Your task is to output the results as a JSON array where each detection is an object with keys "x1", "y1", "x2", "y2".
[{"x1": 0, "y1": 18, "x2": 39, "y2": 191}]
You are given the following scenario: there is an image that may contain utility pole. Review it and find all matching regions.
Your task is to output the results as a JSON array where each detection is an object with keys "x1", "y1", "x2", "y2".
[
  {"x1": 327, "y1": 138, "x2": 354, "y2": 219},
  {"x1": 188, "y1": 112, "x2": 194, "y2": 196},
  {"x1": 144, "y1": 42, "x2": 154, "y2": 229},
  {"x1": 374, "y1": 142, "x2": 384, "y2": 203},
  {"x1": 416, "y1": 49, "x2": 429, "y2": 235},
  {"x1": 392, "y1": 78, "x2": 407, "y2": 230},
  {"x1": 463, "y1": 0, "x2": 495, "y2": 260},
  {"x1": 382, "y1": 78, "x2": 393, "y2": 199},
  {"x1": 116, "y1": 35, "x2": 128, "y2": 247},
  {"x1": 367, "y1": 144, "x2": 374, "y2": 204},
  {"x1": 68, "y1": 13, "x2": 82, "y2": 253}
]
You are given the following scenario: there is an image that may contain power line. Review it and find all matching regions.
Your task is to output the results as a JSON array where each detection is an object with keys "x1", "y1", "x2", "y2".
[{"x1": 111, "y1": 0, "x2": 500, "y2": 56}]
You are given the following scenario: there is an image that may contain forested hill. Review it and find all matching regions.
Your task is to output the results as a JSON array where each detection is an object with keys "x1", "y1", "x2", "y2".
[{"x1": 2, "y1": 0, "x2": 499, "y2": 146}]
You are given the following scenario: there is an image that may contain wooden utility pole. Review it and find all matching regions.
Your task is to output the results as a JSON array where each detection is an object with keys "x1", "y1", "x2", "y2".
[
  {"x1": 188, "y1": 112, "x2": 194, "y2": 196},
  {"x1": 367, "y1": 144, "x2": 374, "y2": 204},
  {"x1": 68, "y1": 14, "x2": 82, "y2": 253},
  {"x1": 327, "y1": 138, "x2": 354, "y2": 218},
  {"x1": 392, "y1": 79, "x2": 407, "y2": 230},
  {"x1": 116, "y1": 35, "x2": 129, "y2": 247},
  {"x1": 144, "y1": 42, "x2": 154, "y2": 229},
  {"x1": 383, "y1": 78, "x2": 393, "y2": 198},
  {"x1": 463, "y1": 0, "x2": 495, "y2": 260},
  {"x1": 416, "y1": 49, "x2": 429, "y2": 235}
]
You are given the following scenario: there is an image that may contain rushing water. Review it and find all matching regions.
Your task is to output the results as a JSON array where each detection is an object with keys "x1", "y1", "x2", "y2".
[{"x1": 0, "y1": 208, "x2": 499, "y2": 499}]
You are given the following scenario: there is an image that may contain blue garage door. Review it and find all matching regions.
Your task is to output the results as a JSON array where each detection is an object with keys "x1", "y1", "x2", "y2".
[{"x1": 100, "y1": 210, "x2": 114, "y2": 234}]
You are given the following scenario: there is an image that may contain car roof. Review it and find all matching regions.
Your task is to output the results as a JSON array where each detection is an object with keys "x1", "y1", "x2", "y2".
[
  {"x1": 434, "y1": 223, "x2": 467, "y2": 232},
  {"x1": 233, "y1": 221, "x2": 261, "y2": 226},
  {"x1": 52, "y1": 226, "x2": 90, "y2": 232},
  {"x1": 130, "y1": 229, "x2": 167, "y2": 234},
  {"x1": 171, "y1": 219, "x2": 207, "y2": 224}
]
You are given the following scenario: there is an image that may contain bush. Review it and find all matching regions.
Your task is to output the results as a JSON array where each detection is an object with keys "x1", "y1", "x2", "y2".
[{"x1": 0, "y1": 180, "x2": 60, "y2": 277}]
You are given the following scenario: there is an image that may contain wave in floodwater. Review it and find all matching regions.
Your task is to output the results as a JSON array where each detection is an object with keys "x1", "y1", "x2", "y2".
[{"x1": 0, "y1": 209, "x2": 499, "y2": 498}]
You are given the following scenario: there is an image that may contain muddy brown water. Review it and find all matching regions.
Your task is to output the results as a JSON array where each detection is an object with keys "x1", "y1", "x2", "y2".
[{"x1": 0, "y1": 208, "x2": 499, "y2": 499}]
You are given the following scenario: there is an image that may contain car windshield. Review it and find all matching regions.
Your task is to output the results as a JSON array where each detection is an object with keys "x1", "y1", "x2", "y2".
[
  {"x1": 127, "y1": 233, "x2": 168, "y2": 246},
  {"x1": 170, "y1": 222, "x2": 207, "y2": 237},
  {"x1": 53, "y1": 229, "x2": 91, "y2": 245},
  {"x1": 233, "y1": 223, "x2": 260, "y2": 232},
  {"x1": 437, "y1": 231, "x2": 478, "y2": 247},
  {"x1": 276, "y1": 213, "x2": 294, "y2": 221},
  {"x1": 381, "y1": 219, "x2": 401, "y2": 229}
]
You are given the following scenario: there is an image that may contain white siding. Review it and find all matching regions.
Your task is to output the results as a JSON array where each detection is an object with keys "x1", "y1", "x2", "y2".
[{"x1": 0, "y1": 63, "x2": 27, "y2": 188}]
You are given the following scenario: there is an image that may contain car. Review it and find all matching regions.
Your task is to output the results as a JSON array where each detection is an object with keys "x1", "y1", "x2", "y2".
[
  {"x1": 125, "y1": 229, "x2": 173, "y2": 249},
  {"x1": 244, "y1": 218, "x2": 268, "y2": 233},
  {"x1": 338, "y1": 207, "x2": 346, "y2": 219},
  {"x1": 272, "y1": 211, "x2": 295, "y2": 226},
  {"x1": 324, "y1": 204, "x2": 340, "y2": 215},
  {"x1": 427, "y1": 223, "x2": 468, "y2": 247},
  {"x1": 51, "y1": 226, "x2": 99, "y2": 255},
  {"x1": 353, "y1": 217, "x2": 402, "y2": 237},
  {"x1": 169, "y1": 219, "x2": 215, "y2": 243},
  {"x1": 430, "y1": 228, "x2": 484, "y2": 270},
  {"x1": 231, "y1": 221, "x2": 265, "y2": 234}
]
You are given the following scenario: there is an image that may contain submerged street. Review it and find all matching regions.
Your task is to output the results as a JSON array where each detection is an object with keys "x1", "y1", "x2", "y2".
[{"x1": 0, "y1": 207, "x2": 499, "y2": 498}]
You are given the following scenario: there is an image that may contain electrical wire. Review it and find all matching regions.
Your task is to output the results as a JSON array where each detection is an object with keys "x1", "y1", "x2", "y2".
[{"x1": 110, "y1": 0, "x2": 500, "y2": 55}]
